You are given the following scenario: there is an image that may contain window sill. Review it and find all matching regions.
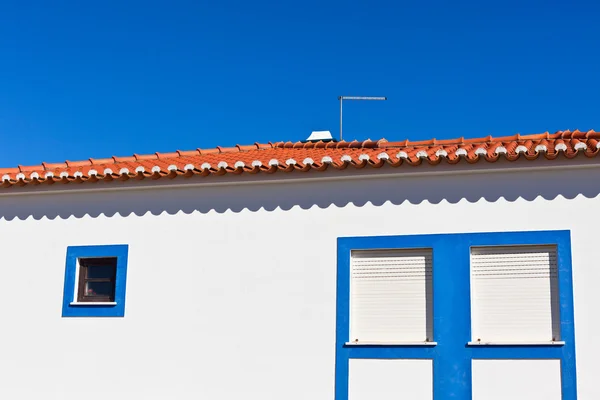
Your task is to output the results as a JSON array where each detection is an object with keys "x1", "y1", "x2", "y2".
[
  {"x1": 69, "y1": 302, "x2": 117, "y2": 306},
  {"x1": 467, "y1": 341, "x2": 565, "y2": 346},
  {"x1": 345, "y1": 342, "x2": 437, "y2": 346}
]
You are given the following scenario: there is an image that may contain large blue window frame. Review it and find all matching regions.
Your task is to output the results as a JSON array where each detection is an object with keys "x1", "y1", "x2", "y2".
[
  {"x1": 336, "y1": 230, "x2": 576, "y2": 400},
  {"x1": 62, "y1": 244, "x2": 129, "y2": 318}
]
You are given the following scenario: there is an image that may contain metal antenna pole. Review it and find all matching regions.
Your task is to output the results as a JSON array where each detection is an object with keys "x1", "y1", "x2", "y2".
[
  {"x1": 337, "y1": 96, "x2": 387, "y2": 142},
  {"x1": 339, "y1": 96, "x2": 343, "y2": 142}
]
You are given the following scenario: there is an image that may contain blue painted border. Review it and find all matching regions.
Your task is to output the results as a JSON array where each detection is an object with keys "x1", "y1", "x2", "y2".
[
  {"x1": 335, "y1": 230, "x2": 576, "y2": 400},
  {"x1": 62, "y1": 244, "x2": 129, "y2": 318}
]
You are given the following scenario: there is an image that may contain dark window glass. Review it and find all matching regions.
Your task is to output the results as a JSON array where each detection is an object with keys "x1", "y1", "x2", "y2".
[
  {"x1": 77, "y1": 258, "x2": 117, "y2": 302},
  {"x1": 87, "y1": 265, "x2": 116, "y2": 279},
  {"x1": 85, "y1": 281, "x2": 114, "y2": 297}
]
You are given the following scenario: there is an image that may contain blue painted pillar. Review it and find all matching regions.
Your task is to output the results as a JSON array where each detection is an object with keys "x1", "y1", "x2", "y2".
[{"x1": 432, "y1": 238, "x2": 472, "y2": 399}]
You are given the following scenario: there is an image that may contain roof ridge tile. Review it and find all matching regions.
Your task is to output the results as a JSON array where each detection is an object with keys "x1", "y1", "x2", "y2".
[{"x1": 2, "y1": 130, "x2": 598, "y2": 188}]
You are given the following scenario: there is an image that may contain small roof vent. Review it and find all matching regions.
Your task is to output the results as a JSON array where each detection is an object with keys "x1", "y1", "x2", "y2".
[{"x1": 305, "y1": 130, "x2": 336, "y2": 143}]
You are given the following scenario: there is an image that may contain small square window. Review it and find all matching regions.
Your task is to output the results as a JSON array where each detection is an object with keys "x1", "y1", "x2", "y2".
[
  {"x1": 62, "y1": 244, "x2": 128, "y2": 318},
  {"x1": 77, "y1": 258, "x2": 117, "y2": 302}
]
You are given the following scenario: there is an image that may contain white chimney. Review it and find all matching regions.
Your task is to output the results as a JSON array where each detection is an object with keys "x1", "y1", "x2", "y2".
[{"x1": 306, "y1": 130, "x2": 334, "y2": 142}]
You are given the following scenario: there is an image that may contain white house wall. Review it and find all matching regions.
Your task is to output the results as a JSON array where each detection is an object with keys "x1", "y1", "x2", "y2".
[{"x1": 0, "y1": 162, "x2": 598, "y2": 399}]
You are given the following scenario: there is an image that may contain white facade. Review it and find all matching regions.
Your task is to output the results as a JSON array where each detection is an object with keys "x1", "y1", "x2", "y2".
[{"x1": 0, "y1": 157, "x2": 597, "y2": 399}]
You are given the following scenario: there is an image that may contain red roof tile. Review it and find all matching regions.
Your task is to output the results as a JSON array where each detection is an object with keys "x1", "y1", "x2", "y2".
[{"x1": 1, "y1": 130, "x2": 599, "y2": 189}]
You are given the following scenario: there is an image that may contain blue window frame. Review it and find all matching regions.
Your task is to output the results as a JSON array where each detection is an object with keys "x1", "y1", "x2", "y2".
[
  {"x1": 62, "y1": 244, "x2": 129, "y2": 317},
  {"x1": 336, "y1": 230, "x2": 576, "y2": 400}
]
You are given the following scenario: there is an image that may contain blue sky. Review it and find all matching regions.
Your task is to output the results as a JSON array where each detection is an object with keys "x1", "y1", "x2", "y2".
[{"x1": 0, "y1": 0, "x2": 598, "y2": 167}]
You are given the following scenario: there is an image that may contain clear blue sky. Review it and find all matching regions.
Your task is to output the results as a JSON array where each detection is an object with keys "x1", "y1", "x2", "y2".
[{"x1": 0, "y1": 0, "x2": 598, "y2": 167}]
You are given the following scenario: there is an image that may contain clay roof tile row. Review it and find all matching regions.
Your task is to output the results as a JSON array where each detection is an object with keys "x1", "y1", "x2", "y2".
[{"x1": 1, "y1": 130, "x2": 598, "y2": 189}]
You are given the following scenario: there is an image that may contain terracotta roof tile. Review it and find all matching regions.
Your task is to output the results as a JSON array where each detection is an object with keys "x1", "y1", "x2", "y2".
[{"x1": 1, "y1": 130, "x2": 599, "y2": 188}]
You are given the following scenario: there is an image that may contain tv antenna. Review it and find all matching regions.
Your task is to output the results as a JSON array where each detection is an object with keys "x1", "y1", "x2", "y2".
[{"x1": 338, "y1": 96, "x2": 387, "y2": 142}]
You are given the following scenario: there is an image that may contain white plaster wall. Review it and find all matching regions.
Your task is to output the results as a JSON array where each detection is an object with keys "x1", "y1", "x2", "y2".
[
  {"x1": 349, "y1": 359, "x2": 432, "y2": 400},
  {"x1": 0, "y1": 162, "x2": 598, "y2": 399},
  {"x1": 472, "y1": 359, "x2": 562, "y2": 400}
]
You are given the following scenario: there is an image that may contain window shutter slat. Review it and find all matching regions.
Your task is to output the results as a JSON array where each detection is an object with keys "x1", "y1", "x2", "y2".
[
  {"x1": 351, "y1": 249, "x2": 433, "y2": 343},
  {"x1": 470, "y1": 245, "x2": 560, "y2": 342}
]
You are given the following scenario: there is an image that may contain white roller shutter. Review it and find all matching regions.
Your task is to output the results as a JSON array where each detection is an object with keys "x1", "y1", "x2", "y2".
[
  {"x1": 350, "y1": 249, "x2": 433, "y2": 343},
  {"x1": 470, "y1": 245, "x2": 560, "y2": 343}
]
